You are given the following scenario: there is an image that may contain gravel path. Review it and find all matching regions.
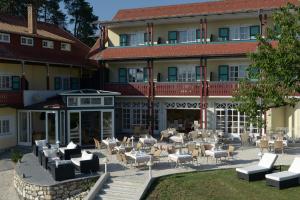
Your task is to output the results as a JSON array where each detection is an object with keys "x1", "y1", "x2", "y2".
[{"x1": 0, "y1": 151, "x2": 19, "y2": 200}]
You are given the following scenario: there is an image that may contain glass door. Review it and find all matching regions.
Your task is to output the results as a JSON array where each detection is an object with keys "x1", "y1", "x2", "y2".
[
  {"x1": 68, "y1": 111, "x2": 81, "y2": 144},
  {"x1": 18, "y1": 111, "x2": 31, "y2": 146},
  {"x1": 102, "y1": 111, "x2": 114, "y2": 140}
]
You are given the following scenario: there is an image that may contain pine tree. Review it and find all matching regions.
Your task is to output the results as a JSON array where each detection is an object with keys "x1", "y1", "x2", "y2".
[
  {"x1": 38, "y1": 0, "x2": 66, "y2": 27},
  {"x1": 64, "y1": 0, "x2": 98, "y2": 46}
]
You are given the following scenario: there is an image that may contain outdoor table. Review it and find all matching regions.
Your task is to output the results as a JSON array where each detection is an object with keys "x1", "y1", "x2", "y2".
[
  {"x1": 168, "y1": 153, "x2": 192, "y2": 167},
  {"x1": 169, "y1": 135, "x2": 184, "y2": 144},
  {"x1": 125, "y1": 151, "x2": 151, "y2": 165},
  {"x1": 205, "y1": 149, "x2": 228, "y2": 163},
  {"x1": 114, "y1": 145, "x2": 132, "y2": 153},
  {"x1": 139, "y1": 137, "x2": 157, "y2": 145}
]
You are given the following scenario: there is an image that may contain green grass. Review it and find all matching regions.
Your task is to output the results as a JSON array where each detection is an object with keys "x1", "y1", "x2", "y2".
[{"x1": 144, "y1": 167, "x2": 300, "y2": 200}]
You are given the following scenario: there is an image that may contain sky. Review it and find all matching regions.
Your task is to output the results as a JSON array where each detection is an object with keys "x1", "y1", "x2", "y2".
[{"x1": 86, "y1": 0, "x2": 208, "y2": 21}]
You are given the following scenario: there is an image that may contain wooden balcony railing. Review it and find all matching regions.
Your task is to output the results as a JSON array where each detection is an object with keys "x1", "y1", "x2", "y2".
[
  {"x1": 208, "y1": 82, "x2": 238, "y2": 96},
  {"x1": 0, "y1": 91, "x2": 23, "y2": 107},
  {"x1": 155, "y1": 82, "x2": 202, "y2": 96},
  {"x1": 104, "y1": 82, "x2": 238, "y2": 97},
  {"x1": 104, "y1": 83, "x2": 149, "y2": 96}
]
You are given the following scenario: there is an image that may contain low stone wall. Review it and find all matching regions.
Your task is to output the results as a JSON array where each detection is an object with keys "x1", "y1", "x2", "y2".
[{"x1": 14, "y1": 171, "x2": 98, "y2": 200}]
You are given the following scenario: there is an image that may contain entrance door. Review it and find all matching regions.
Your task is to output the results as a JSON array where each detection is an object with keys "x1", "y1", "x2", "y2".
[
  {"x1": 102, "y1": 111, "x2": 114, "y2": 140},
  {"x1": 18, "y1": 111, "x2": 31, "y2": 146},
  {"x1": 68, "y1": 111, "x2": 81, "y2": 144}
]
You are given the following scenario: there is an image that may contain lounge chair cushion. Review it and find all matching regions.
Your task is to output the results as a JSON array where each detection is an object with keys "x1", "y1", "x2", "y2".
[
  {"x1": 236, "y1": 165, "x2": 269, "y2": 174},
  {"x1": 43, "y1": 149, "x2": 57, "y2": 158},
  {"x1": 258, "y1": 153, "x2": 278, "y2": 169},
  {"x1": 266, "y1": 171, "x2": 300, "y2": 181},
  {"x1": 288, "y1": 157, "x2": 300, "y2": 174},
  {"x1": 67, "y1": 141, "x2": 77, "y2": 149},
  {"x1": 82, "y1": 151, "x2": 93, "y2": 160},
  {"x1": 70, "y1": 157, "x2": 81, "y2": 167},
  {"x1": 55, "y1": 160, "x2": 72, "y2": 168},
  {"x1": 35, "y1": 140, "x2": 47, "y2": 147}
]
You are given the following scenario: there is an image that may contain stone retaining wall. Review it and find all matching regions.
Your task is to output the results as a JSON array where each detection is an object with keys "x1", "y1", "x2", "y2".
[{"x1": 14, "y1": 171, "x2": 98, "y2": 200}]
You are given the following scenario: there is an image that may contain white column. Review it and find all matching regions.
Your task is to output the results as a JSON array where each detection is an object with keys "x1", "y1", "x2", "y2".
[
  {"x1": 55, "y1": 111, "x2": 59, "y2": 144},
  {"x1": 45, "y1": 112, "x2": 48, "y2": 142},
  {"x1": 112, "y1": 110, "x2": 115, "y2": 138}
]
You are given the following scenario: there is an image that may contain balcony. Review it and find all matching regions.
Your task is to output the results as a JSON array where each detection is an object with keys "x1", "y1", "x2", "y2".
[
  {"x1": 104, "y1": 82, "x2": 239, "y2": 97},
  {"x1": 104, "y1": 83, "x2": 149, "y2": 96},
  {"x1": 0, "y1": 91, "x2": 23, "y2": 107},
  {"x1": 155, "y1": 82, "x2": 201, "y2": 96},
  {"x1": 208, "y1": 82, "x2": 238, "y2": 96}
]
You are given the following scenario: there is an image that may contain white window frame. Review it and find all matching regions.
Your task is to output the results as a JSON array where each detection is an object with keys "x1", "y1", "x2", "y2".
[
  {"x1": 42, "y1": 40, "x2": 54, "y2": 49},
  {"x1": 0, "y1": 32, "x2": 10, "y2": 43},
  {"x1": 61, "y1": 43, "x2": 71, "y2": 51},
  {"x1": 21, "y1": 36, "x2": 34, "y2": 46},
  {"x1": 229, "y1": 65, "x2": 248, "y2": 81},
  {"x1": 128, "y1": 67, "x2": 145, "y2": 82},
  {"x1": 177, "y1": 64, "x2": 196, "y2": 82},
  {"x1": 0, "y1": 75, "x2": 12, "y2": 90},
  {"x1": 67, "y1": 96, "x2": 114, "y2": 107},
  {"x1": 0, "y1": 116, "x2": 12, "y2": 136},
  {"x1": 230, "y1": 25, "x2": 250, "y2": 41}
]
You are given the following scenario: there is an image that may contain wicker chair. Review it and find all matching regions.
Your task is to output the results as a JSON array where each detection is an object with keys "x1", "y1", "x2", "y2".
[
  {"x1": 152, "y1": 149, "x2": 162, "y2": 164},
  {"x1": 187, "y1": 143, "x2": 196, "y2": 154},
  {"x1": 274, "y1": 140, "x2": 284, "y2": 154},
  {"x1": 260, "y1": 140, "x2": 269, "y2": 152},
  {"x1": 192, "y1": 149, "x2": 200, "y2": 165},
  {"x1": 227, "y1": 145, "x2": 235, "y2": 159},
  {"x1": 93, "y1": 138, "x2": 101, "y2": 149}
]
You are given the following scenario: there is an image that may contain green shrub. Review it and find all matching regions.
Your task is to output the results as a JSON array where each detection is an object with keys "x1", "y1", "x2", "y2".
[{"x1": 11, "y1": 149, "x2": 23, "y2": 163}]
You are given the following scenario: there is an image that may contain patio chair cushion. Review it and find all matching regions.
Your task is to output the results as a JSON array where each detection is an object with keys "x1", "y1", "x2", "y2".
[
  {"x1": 82, "y1": 151, "x2": 93, "y2": 160},
  {"x1": 288, "y1": 157, "x2": 300, "y2": 174},
  {"x1": 35, "y1": 140, "x2": 47, "y2": 147},
  {"x1": 43, "y1": 149, "x2": 57, "y2": 158},
  {"x1": 55, "y1": 160, "x2": 72, "y2": 168},
  {"x1": 58, "y1": 147, "x2": 67, "y2": 154},
  {"x1": 266, "y1": 171, "x2": 300, "y2": 181},
  {"x1": 258, "y1": 153, "x2": 278, "y2": 169},
  {"x1": 70, "y1": 157, "x2": 81, "y2": 167},
  {"x1": 67, "y1": 141, "x2": 77, "y2": 149},
  {"x1": 236, "y1": 165, "x2": 269, "y2": 174}
]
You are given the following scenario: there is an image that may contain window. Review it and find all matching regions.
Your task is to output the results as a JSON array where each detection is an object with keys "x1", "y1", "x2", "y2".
[
  {"x1": 67, "y1": 97, "x2": 78, "y2": 106},
  {"x1": 195, "y1": 66, "x2": 205, "y2": 81},
  {"x1": 240, "y1": 26, "x2": 250, "y2": 40},
  {"x1": 178, "y1": 67, "x2": 196, "y2": 82},
  {"x1": 178, "y1": 31, "x2": 188, "y2": 43},
  {"x1": 168, "y1": 31, "x2": 177, "y2": 44},
  {"x1": 104, "y1": 97, "x2": 113, "y2": 106},
  {"x1": 0, "y1": 119, "x2": 10, "y2": 136},
  {"x1": 128, "y1": 68, "x2": 144, "y2": 82},
  {"x1": 119, "y1": 68, "x2": 127, "y2": 83},
  {"x1": 70, "y1": 78, "x2": 80, "y2": 90},
  {"x1": 119, "y1": 34, "x2": 128, "y2": 46},
  {"x1": 21, "y1": 36, "x2": 34, "y2": 46},
  {"x1": 12, "y1": 76, "x2": 20, "y2": 90},
  {"x1": 80, "y1": 98, "x2": 91, "y2": 105},
  {"x1": 219, "y1": 28, "x2": 229, "y2": 41},
  {"x1": 250, "y1": 25, "x2": 260, "y2": 39},
  {"x1": 122, "y1": 108, "x2": 131, "y2": 129},
  {"x1": 42, "y1": 40, "x2": 54, "y2": 49},
  {"x1": 0, "y1": 32, "x2": 10, "y2": 43},
  {"x1": 0, "y1": 75, "x2": 11, "y2": 90},
  {"x1": 196, "y1": 29, "x2": 205, "y2": 42},
  {"x1": 54, "y1": 77, "x2": 77, "y2": 90},
  {"x1": 218, "y1": 65, "x2": 229, "y2": 81},
  {"x1": 229, "y1": 65, "x2": 248, "y2": 81},
  {"x1": 61, "y1": 43, "x2": 71, "y2": 51},
  {"x1": 168, "y1": 67, "x2": 177, "y2": 82}
]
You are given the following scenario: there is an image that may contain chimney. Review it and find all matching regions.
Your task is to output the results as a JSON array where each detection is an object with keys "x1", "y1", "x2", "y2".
[{"x1": 27, "y1": 4, "x2": 37, "y2": 34}]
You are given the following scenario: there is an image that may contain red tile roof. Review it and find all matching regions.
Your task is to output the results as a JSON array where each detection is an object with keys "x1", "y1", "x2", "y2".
[
  {"x1": 113, "y1": 0, "x2": 299, "y2": 22},
  {"x1": 0, "y1": 15, "x2": 95, "y2": 67},
  {"x1": 89, "y1": 42, "x2": 266, "y2": 61}
]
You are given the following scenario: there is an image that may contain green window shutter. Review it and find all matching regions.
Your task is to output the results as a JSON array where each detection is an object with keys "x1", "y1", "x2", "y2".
[
  {"x1": 119, "y1": 34, "x2": 128, "y2": 46},
  {"x1": 144, "y1": 32, "x2": 148, "y2": 43},
  {"x1": 11, "y1": 76, "x2": 20, "y2": 90},
  {"x1": 196, "y1": 29, "x2": 205, "y2": 41},
  {"x1": 195, "y1": 66, "x2": 201, "y2": 81},
  {"x1": 119, "y1": 68, "x2": 127, "y2": 83},
  {"x1": 168, "y1": 31, "x2": 177, "y2": 44},
  {"x1": 70, "y1": 78, "x2": 80, "y2": 90},
  {"x1": 218, "y1": 65, "x2": 229, "y2": 81},
  {"x1": 54, "y1": 77, "x2": 61, "y2": 90},
  {"x1": 143, "y1": 67, "x2": 148, "y2": 82},
  {"x1": 168, "y1": 67, "x2": 177, "y2": 82},
  {"x1": 250, "y1": 25, "x2": 260, "y2": 39},
  {"x1": 219, "y1": 28, "x2": 229, "y2": 41}
]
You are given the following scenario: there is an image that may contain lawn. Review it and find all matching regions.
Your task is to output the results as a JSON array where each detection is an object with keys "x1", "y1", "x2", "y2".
[{"x1": 144, "y1": 167, "x2": 300, "y2": 200}]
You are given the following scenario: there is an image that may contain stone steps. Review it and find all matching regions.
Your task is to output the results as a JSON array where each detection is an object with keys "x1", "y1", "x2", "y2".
[{"x1": 96, "y1": 176, "x2": 146, "y2": 200}]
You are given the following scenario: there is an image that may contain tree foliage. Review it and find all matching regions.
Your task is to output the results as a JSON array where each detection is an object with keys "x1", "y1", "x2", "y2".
[
  {"x1": 64, "y1": 0, "x2": 98, "y2": 46},
  {"x1": 233, "y1": 3, "x2": 300, "y2": 128}
]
